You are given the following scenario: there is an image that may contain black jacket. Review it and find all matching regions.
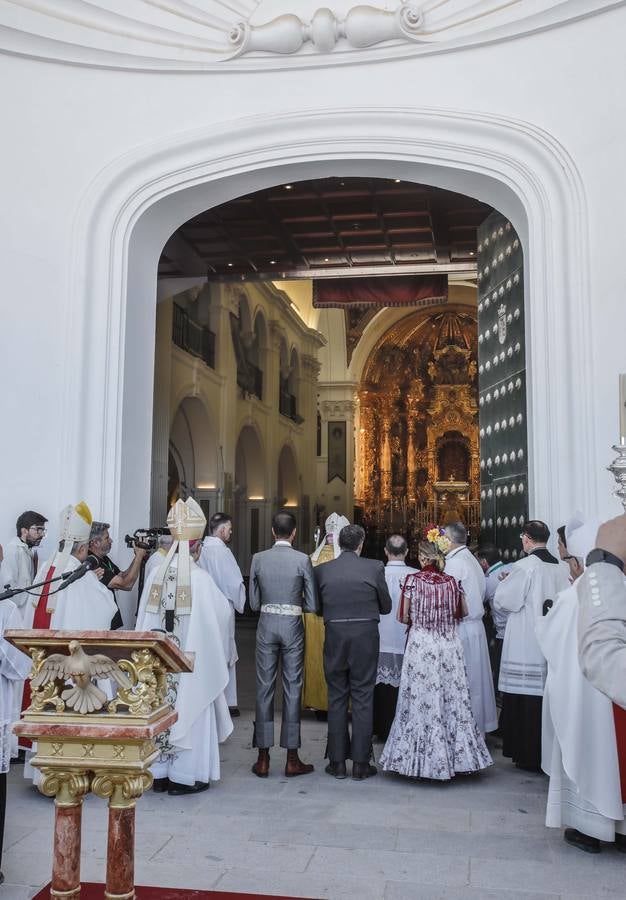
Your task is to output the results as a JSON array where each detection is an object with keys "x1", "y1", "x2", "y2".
[{"x1": 314, "y1": 551, "x2": 392, "y2": 623}]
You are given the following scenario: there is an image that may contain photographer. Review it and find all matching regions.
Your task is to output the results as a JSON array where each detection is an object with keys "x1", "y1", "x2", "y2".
[{"x1": 87, "y1": 521, "x2": 146, "y2": 629}]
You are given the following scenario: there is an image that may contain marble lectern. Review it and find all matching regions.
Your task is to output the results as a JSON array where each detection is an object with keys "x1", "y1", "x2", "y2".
[{"x1": 6, "y1": 629, "x2": 194, "y2": 900}]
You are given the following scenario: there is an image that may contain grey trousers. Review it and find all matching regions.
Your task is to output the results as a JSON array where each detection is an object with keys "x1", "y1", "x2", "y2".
[
  {"x1": 253, "y1": 613, "x2": 304, "y2": 750},
  {"x1": 324, "y1": 620, "x2": 379, "y2": 763}
]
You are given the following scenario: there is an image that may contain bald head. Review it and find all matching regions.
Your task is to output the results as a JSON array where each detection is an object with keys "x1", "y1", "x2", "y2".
[{"x1": 385, "y1": 534, "x2": 408, "y2": 560}]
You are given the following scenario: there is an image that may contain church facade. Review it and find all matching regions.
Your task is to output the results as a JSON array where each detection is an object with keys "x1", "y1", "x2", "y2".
[{"x1": 1, "y1": 0, "x2": 624, "y2": 563}]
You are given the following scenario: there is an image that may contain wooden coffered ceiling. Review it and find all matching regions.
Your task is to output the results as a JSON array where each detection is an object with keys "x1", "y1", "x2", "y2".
[{"x1": 158, "y1": 177, "x2": 492, "y2": 281}]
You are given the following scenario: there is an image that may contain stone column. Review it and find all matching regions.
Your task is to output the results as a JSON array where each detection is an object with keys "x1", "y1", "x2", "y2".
[
  {"x1": 40, "y1": 769, "x2": 91, "y2": 900},
  {"x1": 92, "y1": 771, "x2": 152, "y2": 900},
  {"x1": 150, "y1": 299, "x2": 173, "y2": 526}
]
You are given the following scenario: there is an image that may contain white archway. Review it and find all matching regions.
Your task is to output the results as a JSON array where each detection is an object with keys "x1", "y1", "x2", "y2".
[
  {"x1": 277, "y1": 443, "x2": 300, "y2": 509},
  {"x1": 69, "y1": 107, "x2": 594, "y2": 541}
]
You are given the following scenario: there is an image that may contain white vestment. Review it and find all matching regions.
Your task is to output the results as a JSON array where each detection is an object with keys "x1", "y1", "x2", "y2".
[
  {"x1": 1, "y1": 538, "x2": 38, "y2": 621},
  {"x1": 494, "y1": 552, "x2": 570, "y2": 696},
  {"x1": 445, "y1": 546, "x2": 497, "y2": 732},
  {"x1": 144, "y1": 548, "x2": 169, "y2": 581},
  {"x1": 537, "y1": 579, "x2": 626, "y2": 840},
  {"x1": 0, "y1": 600, "x2": 32, "y2": 769},
  {"x1": 485, "y1": 561, "x2": 513, "y2": 639},
  {"x1": 22, "y1": 555, "x2": 118, "y2": 631},
  {"x1": 377, "y1": 561, "x2": 418, "y2": 686},
  {"x1": 198, "y1": 536, "x2": 245, "y2": 706},
  {"x1": 136, "y1": 558, "x2": 233, "y2": 786}
]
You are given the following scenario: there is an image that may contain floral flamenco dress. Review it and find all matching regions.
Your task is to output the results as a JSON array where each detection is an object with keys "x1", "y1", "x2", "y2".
[{"x1": 379, "y1": 566, "x2": 492, "y2": 781}]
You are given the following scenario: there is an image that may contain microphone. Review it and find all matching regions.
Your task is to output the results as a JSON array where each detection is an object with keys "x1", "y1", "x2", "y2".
[{"x1": 59, "y1": 557, "x2": 98, "y2": 590}]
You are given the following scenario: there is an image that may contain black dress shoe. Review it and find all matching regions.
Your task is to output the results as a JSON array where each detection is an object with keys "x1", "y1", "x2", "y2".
[
  {"x1": 153, "y1": 777, "x2": 169, "y2": 793},
  {"x1": 615, "y1": 833, "x2": 626, "y2": 853},
  {"x1": 564, "y1": 828, "x2": 601, "y2": 853},
  {"x1": 229, "y1": 707, "x2": 241, "y2": 718},
  {"x1": 168, "y1": 780, "x2": 210, "y2": 796},
  {"x1": 352, "y1": 762, "x2": 377, "y2": 780},
  {"x1": 325, "y1": 761, "x2": 347, "y2": 779},
  {"x1": 0, "y1": 871, "x2": 4, "y2": 885}
]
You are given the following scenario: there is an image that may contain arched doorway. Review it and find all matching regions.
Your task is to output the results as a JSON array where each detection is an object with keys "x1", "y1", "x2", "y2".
[
  {"x1": 277, "y1": 442, "x2": 300, "y2": 533},
  {"x1": 74, "y1": 108, "x2": 594, "y2": 547},
  {"x1": 168, "y1": 395, "x2": 219, "y2": 521},
  {"x1": 234, "y1": 423, "x2": 267, "y2": 570}
]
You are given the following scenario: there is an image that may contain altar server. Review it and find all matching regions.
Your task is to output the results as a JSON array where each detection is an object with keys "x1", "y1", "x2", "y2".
[
  {"x1": 444, "y1": 522, "x2": 498, "y2": 733},
  {"x1": 303, "y1": 513, "x2": 349, "y2": 714},
  {"x1": 1, "y1": 511, "x2": 47, "y2": 622},
  {"x1": 136, "y1": 498, "x2": 233, "y2": 795},
  {"x1": 494, "y1": 520, "x2": 570, "y2": 771},
  {"x1": 537, "y1": 516, "x2": 626, "y2": 853},
  {"x1": 374, "y1": 534, "x2": 417, "y2": 740},
  {"x1": 199, "y1": 513, "x2": 246, "y2": 715},
  {"x1": 0, "y1": 598, "x2": 31, "y2": 884}
]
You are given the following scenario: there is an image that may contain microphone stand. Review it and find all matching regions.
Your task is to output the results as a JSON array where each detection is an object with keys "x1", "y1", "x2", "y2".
[{"x1": 0, "y1": 569, "x2": 83, "y2": 603}]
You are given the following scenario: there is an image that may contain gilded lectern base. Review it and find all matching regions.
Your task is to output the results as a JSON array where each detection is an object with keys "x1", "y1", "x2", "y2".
[{"x1": 6, "y1": 630, "x2": 194, "y2": 900}]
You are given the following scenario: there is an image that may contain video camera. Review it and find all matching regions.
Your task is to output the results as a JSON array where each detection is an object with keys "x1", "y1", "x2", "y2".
[{"x1": 124, "y1": 527, "x2": 170, "y2": 551}]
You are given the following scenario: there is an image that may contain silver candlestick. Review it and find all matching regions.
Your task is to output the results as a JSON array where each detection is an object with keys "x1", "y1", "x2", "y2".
[{"x1": 608, "y1": 443, "x2": 626, "y2": 511}]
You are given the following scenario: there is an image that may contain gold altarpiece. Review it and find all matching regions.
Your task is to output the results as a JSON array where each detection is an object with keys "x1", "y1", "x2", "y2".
[{"x1": 357, "y1": 307, "x2": 480, "y2": 539}]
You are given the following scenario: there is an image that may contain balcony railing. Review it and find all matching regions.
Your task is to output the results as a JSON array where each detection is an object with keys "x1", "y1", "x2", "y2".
[{"x1": 172, "y1": 302, "x2": 215, "y2": 369}]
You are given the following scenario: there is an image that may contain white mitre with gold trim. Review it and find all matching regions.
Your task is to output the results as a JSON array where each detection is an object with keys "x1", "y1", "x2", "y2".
[
  {"x1": 36, "y1": 501, "x2": 93, "y2": 612},
  {"x1": 146, "y1": 497, "x2": 206, "y2": 620},
  {"x1": 311, "y1": 512, "x2": 350, "y2": 562}
]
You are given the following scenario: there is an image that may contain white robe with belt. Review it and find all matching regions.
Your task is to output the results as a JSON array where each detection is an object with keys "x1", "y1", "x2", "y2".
[
  {"x1": 136, "y1": 558, "x2": 233, "y2": 786},
  {"x1": 198, "y1": 536, "x2": 246, "y2": 707},
  {"x1": 537, "y1": 579, "x2": 626, "y2": 840},
  {"x1": 445, "y1": 545, "x2": 497, "y2": 733}
]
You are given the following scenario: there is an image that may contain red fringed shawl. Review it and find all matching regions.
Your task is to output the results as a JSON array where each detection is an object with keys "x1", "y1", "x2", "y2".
[{"x1": 398, "y1": 567, "x2": 463, "y2": 638}]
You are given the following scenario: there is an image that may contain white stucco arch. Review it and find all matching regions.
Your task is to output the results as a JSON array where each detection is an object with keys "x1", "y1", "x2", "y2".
[
  {"x1": 169, "y1": 395, "x2": 219, "y2": 493},
  {"x1": 234, "y1": 421, "x2": 267, "y2": 500},
  {"x1": 277, "y1": 442, "x2": 300, "y2": 509},
  {"x1": 68, "y1": 106, "x2": 594, "y2": 540}
]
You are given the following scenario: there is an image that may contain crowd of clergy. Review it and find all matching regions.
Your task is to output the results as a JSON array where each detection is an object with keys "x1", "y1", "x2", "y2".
[{"x1": 1, "y1": 498, "x2": 626, "y2": 884}]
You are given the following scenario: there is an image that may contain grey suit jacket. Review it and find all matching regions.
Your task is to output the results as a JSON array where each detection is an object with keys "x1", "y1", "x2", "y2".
[
  {"x1": 578, "y1": 561, "x2": 626, "y2": 708},
  {"x1": 249, "y1": 543, "x2": 317, "y2": 613}
]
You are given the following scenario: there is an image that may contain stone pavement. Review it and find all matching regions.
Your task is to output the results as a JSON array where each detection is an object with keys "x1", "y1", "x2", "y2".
[{"x1": 2, "y1": 622, "x2": 625, "y2": 899}]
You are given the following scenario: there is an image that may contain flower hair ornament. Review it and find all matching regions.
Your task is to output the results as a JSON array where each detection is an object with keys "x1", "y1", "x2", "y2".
[{"x1": 424, "y1": 524, "x2": 451, "y2": 554}]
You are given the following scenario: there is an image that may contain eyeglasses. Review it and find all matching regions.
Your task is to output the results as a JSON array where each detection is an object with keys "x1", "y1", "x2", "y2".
[
  {"x1": 519, "y1": 532, "x2": 527, "y2": 540},
  {"x1": 28, "y1": 526, "x2": 47, "y2": 535}
]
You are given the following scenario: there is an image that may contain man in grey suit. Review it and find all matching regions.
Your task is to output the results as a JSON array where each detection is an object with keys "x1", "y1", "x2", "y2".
[
  {"x1": 578, "y1": 512, "x2": 626, "y2": 707},
  {"x1": 249, "y1": 511, "x2": 317, "y2": 778},
  {"x1": 315, "y1": 523, "x2": 392, "y2": 780}
]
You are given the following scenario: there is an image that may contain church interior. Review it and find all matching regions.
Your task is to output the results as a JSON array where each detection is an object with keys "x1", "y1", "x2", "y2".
[{"x1": 154, "y1": 176, "x2": 528, "y2": 571}]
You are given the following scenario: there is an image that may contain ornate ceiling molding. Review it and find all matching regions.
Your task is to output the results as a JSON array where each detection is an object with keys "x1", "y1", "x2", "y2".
[
  {"x1": 228, "y1": 3, "x2": 424, "y2": 58},
  {"x1": 0, "y1": 0, "x2": 622, "y2": 71}
]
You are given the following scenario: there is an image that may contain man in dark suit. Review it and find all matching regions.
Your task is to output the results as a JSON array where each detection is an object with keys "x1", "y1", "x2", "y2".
[
  {"x1": 315, "y1": 523, "x2": 392, "y2": 780},
  {"x1": 249, "y1": 511, "x2": 317, "y2": 778}
]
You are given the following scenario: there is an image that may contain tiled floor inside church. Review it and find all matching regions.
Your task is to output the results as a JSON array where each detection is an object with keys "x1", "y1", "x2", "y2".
[{"x1": 3, "y1": 622, "x2": 625, "y2": 899}]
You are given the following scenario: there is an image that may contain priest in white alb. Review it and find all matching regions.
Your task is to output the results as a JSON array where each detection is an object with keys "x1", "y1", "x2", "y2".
[
  {"x1": 198, "y1": 512, "x2": 246, "y2": 715},
  {"x1": 24, "y1": 501, "x2": 117, "y2": 632},
  {"x1": 444, "y1": 521, "x2": 498, "y2": 733},
  {"x1": 136, "y1": 497, "x2": 233, "y2": 796},
  {"x1": 537, "y1": 516, "x2": 626, "y2": 853},
  {"x1": 22, "y1": 501, "x2": 118, "y2": 781}
]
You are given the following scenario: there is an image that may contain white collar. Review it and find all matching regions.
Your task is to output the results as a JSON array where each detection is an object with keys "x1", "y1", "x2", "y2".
[
  {"x1": 446, "y1": 545, "x2": 467, "y2": 559},
  {"x1": 274, "y1": 540, "x2": 292, "y2": 547},
  {"x1": 386, "y1": 560, "x2": 408, "y2": 566},
  {"x1": 486, "y1": 561, "x2": 504, "y2": 575}
]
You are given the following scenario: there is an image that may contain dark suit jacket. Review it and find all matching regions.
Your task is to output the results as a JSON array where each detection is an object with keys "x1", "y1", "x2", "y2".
[{"x1": 314, "y1": 551, "x2": 392, "y2": 623}]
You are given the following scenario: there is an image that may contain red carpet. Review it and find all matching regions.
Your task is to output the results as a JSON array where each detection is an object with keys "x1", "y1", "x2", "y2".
[{"x1": 33, "y1": 885, "x2": 319, "y2": 899}]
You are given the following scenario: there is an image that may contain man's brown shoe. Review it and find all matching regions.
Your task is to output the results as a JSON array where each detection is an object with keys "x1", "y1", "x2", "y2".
[
  {"x1": 285, "y1": 750, "x2": 314, "y2": 777},
  {"x1": 252, "y1": 748, "x2": 270, "y2": 778}
]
